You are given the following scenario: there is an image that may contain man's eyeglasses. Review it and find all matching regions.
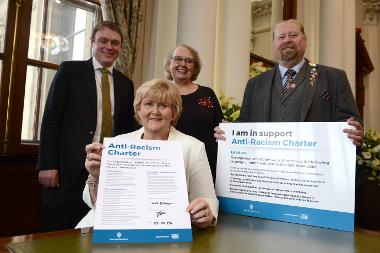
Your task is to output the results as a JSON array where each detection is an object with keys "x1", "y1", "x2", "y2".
[{"x1": 171, "y1": 56, "x2": 195, "y2": 65}]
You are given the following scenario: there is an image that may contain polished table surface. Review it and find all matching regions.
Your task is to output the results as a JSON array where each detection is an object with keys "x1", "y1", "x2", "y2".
[{"x1": 1, "y1": 213, "x2": 380, "y2": 253}]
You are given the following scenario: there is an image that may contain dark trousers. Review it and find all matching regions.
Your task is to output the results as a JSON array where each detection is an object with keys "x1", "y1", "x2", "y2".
[{"x1": 41, "y1": 185, "x2": 90, "y2": 232}]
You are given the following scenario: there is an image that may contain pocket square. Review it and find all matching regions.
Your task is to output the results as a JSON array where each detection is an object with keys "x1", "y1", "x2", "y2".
[{"x1": 319, "y1": 89, "x2": 331, "y2": 100}]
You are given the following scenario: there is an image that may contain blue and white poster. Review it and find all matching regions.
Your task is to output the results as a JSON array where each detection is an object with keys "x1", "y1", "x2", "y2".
[
  {"x1": 93, "y1": 138, "x2": 192, "y2": 243},
  {"x1": 216, "y1": 122, "x2": 356, "y2": 232}
]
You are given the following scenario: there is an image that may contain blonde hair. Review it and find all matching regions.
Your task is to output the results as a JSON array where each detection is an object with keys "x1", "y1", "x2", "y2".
[
  {"x1": 164, "y1": 44, "x2": 202, "y2": 81},
  {"x1": 134, "y1": 79, "x2": 182, "y2": 126}
]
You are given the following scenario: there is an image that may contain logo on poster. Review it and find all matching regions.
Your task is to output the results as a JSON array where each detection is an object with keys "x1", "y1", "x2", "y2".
[{"x1": 171, "y1": 234, "x2": 179, "y2": 239}]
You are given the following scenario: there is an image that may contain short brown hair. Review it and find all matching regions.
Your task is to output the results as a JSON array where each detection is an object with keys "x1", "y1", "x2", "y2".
[
  {"x1": 134, "y1": 79, "x2": 182, "y2": 126},
  {"x1": 273, "y1": 19, "x2": 306, "y2": 38},
  {"x1": 91, "y1": 21, "x2": 123, "y2": 44},
  {"x1": 164, "y1": 44, "x2": 202, "y2": 81}
]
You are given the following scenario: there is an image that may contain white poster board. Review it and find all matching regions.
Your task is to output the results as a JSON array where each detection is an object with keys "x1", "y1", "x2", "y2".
[{"x1": 216, "y1": 122, "x2": 356, "y2": 232}]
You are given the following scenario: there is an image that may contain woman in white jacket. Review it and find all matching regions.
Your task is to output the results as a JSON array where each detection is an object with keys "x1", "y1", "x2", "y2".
[{"x1": 77, "y1": 78, "x2": 218, "y2": 229}]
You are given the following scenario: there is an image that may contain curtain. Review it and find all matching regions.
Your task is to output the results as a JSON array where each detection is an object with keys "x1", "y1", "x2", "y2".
[{"x1": 100, "y1": 0, "x2": 145, "y2": 79}]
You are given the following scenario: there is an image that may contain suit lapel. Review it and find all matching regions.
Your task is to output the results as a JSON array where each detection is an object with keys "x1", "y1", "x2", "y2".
[
  {"x1": 261, "y1": 67, "x2": 277, "y2": 121},
  {"x1": 300, "y1": 62, "x2": 318, "y2": 121},
  {"x1": 273, "y1": 67, "x2": 284, "y2": 98},
  {"x1": 113, "y1": 70, "x2": 123, "y2": 125},
  {"x1": 84, "y1": 59, "x2": 97, "y2": 115}
]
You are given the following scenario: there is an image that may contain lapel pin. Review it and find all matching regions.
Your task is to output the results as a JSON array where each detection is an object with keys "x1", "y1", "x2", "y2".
[{"x1": 309, "y1": 62, "x2": 318, "y2": 87}]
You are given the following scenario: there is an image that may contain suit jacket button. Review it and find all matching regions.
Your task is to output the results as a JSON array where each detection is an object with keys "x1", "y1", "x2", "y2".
[{"x1": 90, "y1": 131, "x2": 94, "y2": 135}]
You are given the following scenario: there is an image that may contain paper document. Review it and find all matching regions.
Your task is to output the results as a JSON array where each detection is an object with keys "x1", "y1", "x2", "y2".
[{"x1": 93, "y1": 138, "x2": 192, "y2": 243}]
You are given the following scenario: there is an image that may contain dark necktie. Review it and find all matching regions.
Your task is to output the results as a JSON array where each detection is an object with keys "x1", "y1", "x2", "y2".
[
  {"x1": 283, "y1": 69, "x2": 296, "y2": 94},
  {"x1": 99, "y1": 68, "x2": 112, "y2": 143}
]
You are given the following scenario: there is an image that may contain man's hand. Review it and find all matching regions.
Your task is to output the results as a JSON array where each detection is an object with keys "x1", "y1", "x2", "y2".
[
  {"x1": 39, "y1": 169, "x2": 59, "y2": 188},
  {"x1": 343, "y1": 117, "x2": 363, "y2": 147}
]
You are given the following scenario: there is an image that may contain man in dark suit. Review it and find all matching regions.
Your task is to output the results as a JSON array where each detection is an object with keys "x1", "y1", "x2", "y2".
[
  {"x1": 215, "y1": 19, "x2": 362, "y2": 145},
  {"x1": 37, "y1": 21, "x2": 135, "y2": 231}
]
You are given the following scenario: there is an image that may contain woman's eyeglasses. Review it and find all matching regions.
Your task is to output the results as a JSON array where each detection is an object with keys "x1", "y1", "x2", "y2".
[{"x1": 171, "y1": 56, "x2": 195, "y2": 65}]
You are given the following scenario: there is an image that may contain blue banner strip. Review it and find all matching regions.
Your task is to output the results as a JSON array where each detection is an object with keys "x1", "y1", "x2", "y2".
[
  {"x1": 218, "y1": 196, "x2": 354, "y2": 232},
  {"x1": 93, "y1": 228, "x2": 193, "y2": 243}
]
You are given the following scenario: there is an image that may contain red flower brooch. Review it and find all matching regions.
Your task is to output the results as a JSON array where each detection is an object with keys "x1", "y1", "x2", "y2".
[{"x1": 197, "y1": 97, "x2": 214, "y2": 108}]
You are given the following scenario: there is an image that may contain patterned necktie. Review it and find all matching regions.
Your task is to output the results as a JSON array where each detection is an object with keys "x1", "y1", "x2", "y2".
[
  {"x1": 283, "y1": 69, "x2": 296, "y2": 94},
  {"x1": 99, "y1": 68, "x2": 112, "y2": 143}
]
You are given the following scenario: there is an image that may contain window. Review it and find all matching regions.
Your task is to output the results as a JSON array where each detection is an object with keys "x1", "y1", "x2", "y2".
[
  {"x1": 0, "y1": 1, "x2": 8, "y2": 52},
  {"x1": 0, "y1": 0, "x2": 8, "y2": 116},
  {"x1": 0, "y1": 0, "x2": 100, "y2": 155},
  {"x1": 23, "y1": 0, "x2": 98, "y2": 141}
]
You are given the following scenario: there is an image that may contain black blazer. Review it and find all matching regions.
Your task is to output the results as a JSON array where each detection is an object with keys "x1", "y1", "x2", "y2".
[{"x1": 38, "y1": 59, "x2": 135, "y2": 191}]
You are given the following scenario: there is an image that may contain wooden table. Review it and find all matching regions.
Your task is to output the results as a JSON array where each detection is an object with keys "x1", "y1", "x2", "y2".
[{"x1": 1, "y1": 213, "x2": 379, "y2": 253}]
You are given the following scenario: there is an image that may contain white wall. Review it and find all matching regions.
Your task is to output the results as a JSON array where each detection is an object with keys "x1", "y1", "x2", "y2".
[
  {"x1": 142, "y1": 0, "x2": 251, "y2": 103},
  {"x1": 319, "y1": 0, "x2": 356, "y2": 93},
  {"x1": 177, "y1": 0, "x2": 217, "y2": 88},
  {"x1": 141, "y1": 0, "x2": 178, "y2": 84},
  {"x1": 215, "y1": 0, "x2": 251, "y2": 103},
  {"x1": 297, "y1": 0, "x2": 320, "y2": 63}
]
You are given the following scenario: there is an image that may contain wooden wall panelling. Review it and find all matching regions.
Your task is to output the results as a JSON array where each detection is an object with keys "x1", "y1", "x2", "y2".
[{"x1": 0, "y1": 155, "x2": 42, "y2": 237}]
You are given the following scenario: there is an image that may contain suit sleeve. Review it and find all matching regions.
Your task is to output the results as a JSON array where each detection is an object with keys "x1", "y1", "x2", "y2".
[
  {"x1": 82, "y1": 183, "x2": 94, "y2": 208},
  {"x1": 38, "y1": 62, "x2": 70, "y2": 171},
  {"x1": 333, "y1": 70, "x2": 362, "y2": 125},
  {"x1": 126, "y1": 79, "x2": 137, "y2": 131},
  {"x1": 187, "y1": 141, "x2": 219, "y2": 222},
  {"x1": 113, "y1": 71, "x2": 137, "y2": 135},
  {"x1": 237, "y1": 79, "x2": 253, "y2": 122}
]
